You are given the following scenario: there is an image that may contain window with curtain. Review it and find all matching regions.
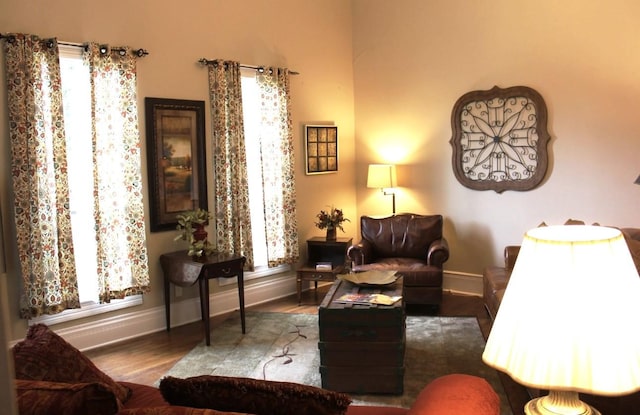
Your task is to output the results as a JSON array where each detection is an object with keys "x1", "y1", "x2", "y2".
[
  {"x1": 206, "y1": 61, "x2": 299, "y2": 276},
  {"x1": 2, "y1": 34, "x2": 150, "y2": 321}
]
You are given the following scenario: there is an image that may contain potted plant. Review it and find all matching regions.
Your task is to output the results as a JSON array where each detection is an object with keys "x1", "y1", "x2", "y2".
[
  {"x1": 174, "y1": 208, "x2": 216, "y2": 257},
  {"x1": 315, "y1": 206, "x2": 350, "y2": 240}
]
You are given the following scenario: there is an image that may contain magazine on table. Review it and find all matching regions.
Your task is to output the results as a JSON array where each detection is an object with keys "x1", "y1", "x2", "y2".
[{"x1": 334, "y1": 293, "x2": 402, "y2": 306}]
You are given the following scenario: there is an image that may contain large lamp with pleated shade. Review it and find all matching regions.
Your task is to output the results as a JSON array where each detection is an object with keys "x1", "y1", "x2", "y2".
[{"x1": 482, "y1": 225, "x2": 640, "y2": 415}]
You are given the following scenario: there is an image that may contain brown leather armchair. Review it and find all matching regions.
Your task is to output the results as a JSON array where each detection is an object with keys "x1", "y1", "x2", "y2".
[{"x1": 346, "y1": 213, "x2": 449, "y2": 307}]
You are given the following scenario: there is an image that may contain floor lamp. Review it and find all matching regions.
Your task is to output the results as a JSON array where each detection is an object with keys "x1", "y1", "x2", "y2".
[
  {"x1": 483, "y1": 225, "x2": 640, "y2": 415},
  {"x1": 367, "y1": 164, "x2": 397, "y2": 215}
]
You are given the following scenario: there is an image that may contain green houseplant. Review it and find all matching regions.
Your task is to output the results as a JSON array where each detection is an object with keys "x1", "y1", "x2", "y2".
[
  {"x1": 174, "y1": 208, "x2": 216, "y2": 257},
  {"x1": 315, "y1": 206, "x2": 349, "y2": 240}
]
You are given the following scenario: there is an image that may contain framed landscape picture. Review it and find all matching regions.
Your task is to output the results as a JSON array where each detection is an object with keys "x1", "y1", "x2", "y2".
[
  {"x1": 145, "y1": 97, "x2": 208, "y2": 232},
  {"x1": 305, "y1": 125, "x2": 338, "y2": 175}
]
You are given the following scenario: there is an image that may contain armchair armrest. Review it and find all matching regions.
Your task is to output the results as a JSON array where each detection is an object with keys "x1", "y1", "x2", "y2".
[
  {"x1": 347, "y1": 239, "x2": 374, "y2": 265},
  {"x1": 427, "y1": 238, "x2": 449, "y2": 267}
]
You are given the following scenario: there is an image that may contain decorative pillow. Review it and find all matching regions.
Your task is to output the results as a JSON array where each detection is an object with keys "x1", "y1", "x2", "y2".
[
  {"x1": 159, "y1": 375, "x2": 352, "y2": 415},
  {"x1": 15, "y1": 379, "x2": 121, "y2": 415},
  {"x1": 12, "y1": 323, "x2": 131, "y2": 404},
  {"x1": 406, "y1": 374, "x2": 500, "y2": 415}
]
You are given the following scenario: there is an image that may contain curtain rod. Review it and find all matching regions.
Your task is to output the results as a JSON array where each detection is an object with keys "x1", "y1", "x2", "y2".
[
  {"x1": 198, "y1": 58, "x2": 299, "y2": 75},
  {"x1": 0, "y1": 33, "x2": 149, "y2": 57}
]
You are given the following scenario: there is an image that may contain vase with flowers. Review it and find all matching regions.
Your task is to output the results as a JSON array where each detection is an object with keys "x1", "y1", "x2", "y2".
[
  {"x1": 315, "y1": 206, "x2": 350, "y2": 241},
  {"x1": 174, "y1": 208, "x2": 217, "y2": 258}
]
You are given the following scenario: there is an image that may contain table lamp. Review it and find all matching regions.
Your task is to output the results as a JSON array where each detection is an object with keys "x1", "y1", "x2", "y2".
[
  {"x1": 483, "y1": 225, "x2": 640, "y2": 415},
  {"x1": 367, "y1": 164, "x2": 397, "y2": 215}
]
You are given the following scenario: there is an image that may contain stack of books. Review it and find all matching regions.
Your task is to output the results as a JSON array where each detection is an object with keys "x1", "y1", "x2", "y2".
[{"x1": 334, "y1": 293, "x2": 402, "y2": 306}]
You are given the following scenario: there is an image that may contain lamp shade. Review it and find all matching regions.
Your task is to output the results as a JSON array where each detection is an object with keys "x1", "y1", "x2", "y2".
[
  {"x1": 482, "y1": 225, "x2": 640, "y2": 396},
  {"x1": 367, "y1": 164, "x2": 397, "y2": 189}
]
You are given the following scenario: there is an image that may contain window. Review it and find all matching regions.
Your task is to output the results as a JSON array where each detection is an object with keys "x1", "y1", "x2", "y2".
[
  {"x1": 31, "y1": 45, "x2": 142, "y2": 324},
  {"x1": 236, "y1": 68, "x2": 290, "y2": 280}
]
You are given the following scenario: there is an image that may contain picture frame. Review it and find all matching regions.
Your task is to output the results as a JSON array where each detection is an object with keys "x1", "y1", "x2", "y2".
[
  {"x1": 305, "y1": 125, "x2": 338, "y2": 175},
  {"x1": 145, "y1": 97, "x2": 208, "y2": 232},
  {"x1": 449, "y1": 85, "x2": 551, "y2": 193}
]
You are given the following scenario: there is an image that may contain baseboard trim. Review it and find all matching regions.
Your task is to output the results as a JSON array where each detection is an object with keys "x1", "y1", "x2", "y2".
[
  {"x1": 443, "y1": 270, "x2": 483, "y2": 296},
  {"x1": 30, "y1": 270, "x2": 482, "y2": 351}
]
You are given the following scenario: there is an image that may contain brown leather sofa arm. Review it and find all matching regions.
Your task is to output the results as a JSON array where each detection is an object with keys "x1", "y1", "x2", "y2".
[
  {"x1": 504, "y1": 245, "x2": 521, "y2": 271},
  {"x1": 347, "y1": 239, "x2": 374, "y2": 265},
  {"x1": 427, "y1": 238, "x2": 450, "y2": 267}
]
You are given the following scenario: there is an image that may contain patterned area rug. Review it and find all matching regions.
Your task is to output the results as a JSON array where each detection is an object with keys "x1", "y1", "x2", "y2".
[{"x1": 159, "y1": 311, "x2": 512, "y2": 414}]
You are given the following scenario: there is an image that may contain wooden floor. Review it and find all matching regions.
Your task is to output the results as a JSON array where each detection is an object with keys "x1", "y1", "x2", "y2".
[{"x1": 85, "y1": 285, "x2": 528, "y2": 415}]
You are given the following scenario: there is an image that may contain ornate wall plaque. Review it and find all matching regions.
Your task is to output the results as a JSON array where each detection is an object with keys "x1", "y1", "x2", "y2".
[{"x1": 450, "y1": 85, "x2": 550, "y2": 192}]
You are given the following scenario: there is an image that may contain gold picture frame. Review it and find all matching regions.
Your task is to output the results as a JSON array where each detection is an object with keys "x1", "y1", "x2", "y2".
[{"x1": 305, "y1": 125, "x2": 338, "y2": 175}]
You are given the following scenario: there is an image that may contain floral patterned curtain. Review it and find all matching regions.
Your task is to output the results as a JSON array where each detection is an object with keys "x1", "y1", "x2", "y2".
[
  {"x1": 206, "y1": 60, "x2": 255, "y2": 269},
  {"x1": 3, "y1": 34, "x2": 80, "y2": 318},
  {"x1": 83, "y1": 43, "x2": 150, "y2": 301},
  {"x1": 255, "y1": 68, "x2": 299, "y2": 266}
]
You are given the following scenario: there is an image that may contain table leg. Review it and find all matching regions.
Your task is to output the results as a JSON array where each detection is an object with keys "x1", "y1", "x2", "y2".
[
  {"x1": 164, "y1": 276, "x2": 171, "y2": 331},
  {"x1": 237, "y1": 271, "x2": 246, "y2": 334},
  {"x1": 199, "y1": 277, "x2": 211, "y2": 346}
]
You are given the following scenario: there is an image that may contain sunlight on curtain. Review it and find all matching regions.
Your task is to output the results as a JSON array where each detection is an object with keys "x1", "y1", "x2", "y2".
[
  {"x1": 255, "y1": 68, "x2": 299, "y2": 266},
  {"x1": 3, "y1": 34, "x2": 80, "y2": 318},
  {"x1": 206, "y1": 60, "x2": 255, "y2": 269},
  {"x1": 83, "y1": 43, "x2": 150, "y2": 302}
]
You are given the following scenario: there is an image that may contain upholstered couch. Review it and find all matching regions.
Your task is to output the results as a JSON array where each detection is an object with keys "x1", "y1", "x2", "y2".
[
  {"x1": 11, "y1": 324, "x2": 501, "y2": 415},
  {"x1": 347, "y1": 213, "x2": 449, "y2": 307}
]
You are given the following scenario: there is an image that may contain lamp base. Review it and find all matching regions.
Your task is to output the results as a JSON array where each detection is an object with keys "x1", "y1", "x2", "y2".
[{"x1": 525, "y1": 391, "x2": 601, "y2": 415}]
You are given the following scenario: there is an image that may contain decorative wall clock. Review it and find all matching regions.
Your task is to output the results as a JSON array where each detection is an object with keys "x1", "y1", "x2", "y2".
[{"x1": 450, "y1": 85, "x2": 551, "y2": 193}]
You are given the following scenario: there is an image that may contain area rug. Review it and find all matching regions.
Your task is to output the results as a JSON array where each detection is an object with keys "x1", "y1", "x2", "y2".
[{"x1": 159, "y1": 311, "x2": 512, "y2": 414}]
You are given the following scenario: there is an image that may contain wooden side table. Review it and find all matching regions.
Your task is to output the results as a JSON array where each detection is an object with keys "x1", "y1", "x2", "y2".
[
  {"x1": 296, "y1": 237, "x2": 352, "y2": 305},
  {"x1": 160, "y1": 251, "x2": 246, "y2": 346}
]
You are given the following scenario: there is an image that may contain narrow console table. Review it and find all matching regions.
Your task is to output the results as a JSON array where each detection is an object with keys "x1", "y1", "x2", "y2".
[{"x1": 159, "y1": 251, "x2": 246, "y2": 346}]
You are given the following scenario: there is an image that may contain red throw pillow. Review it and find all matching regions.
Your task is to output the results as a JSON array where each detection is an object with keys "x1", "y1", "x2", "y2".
[
  {"x1": 15, "y1": 379, "x2": 121, "y2": 415},
  {"x1": 12, "y1": 323, "x2": 131, "y2": 404},
  {"x1": 159, "y1": 375, "x2": 352, "y2": 415},
  {"x1": 406, "y1": 374, "x2": 500, "y2": 415}
]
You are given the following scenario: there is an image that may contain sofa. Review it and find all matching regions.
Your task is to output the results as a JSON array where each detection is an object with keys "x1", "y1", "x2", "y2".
[
  {"x1": 346, "y1": 213, "x2": 449, "y2": 307},
  {"x1": 11, "y1": 323, "x2": 502, "y2": 415},
  {"x1": 482, "y1": 222, "x2": 640, "y2": 414}
]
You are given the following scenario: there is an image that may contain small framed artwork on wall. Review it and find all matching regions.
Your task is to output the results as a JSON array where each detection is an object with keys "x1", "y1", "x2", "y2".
[{"x1": 305, "y1": 125, "x2": 338, "y2": 175}]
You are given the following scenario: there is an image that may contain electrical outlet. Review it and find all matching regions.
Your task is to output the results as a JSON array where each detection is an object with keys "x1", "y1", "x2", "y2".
[{"x1": 174, "y1": 286, "x2": 182, "y2": 297}]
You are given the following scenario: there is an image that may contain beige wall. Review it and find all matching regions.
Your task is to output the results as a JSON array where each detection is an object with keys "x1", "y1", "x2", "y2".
[
  {"x1": 352, "y1": 0, "x2": 640, "y2": 272},
  {"x1": 0, "y1": 0, "x2": 356, "y2": 341}
]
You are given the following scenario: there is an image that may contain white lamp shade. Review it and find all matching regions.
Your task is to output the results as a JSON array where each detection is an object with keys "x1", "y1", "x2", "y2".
[
  {"x1": 367, "y1": 164, "x2": 397, "y2": 189},
  {"x1": 482, "y1": 225, "x2": 640, "y2": 396}
]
